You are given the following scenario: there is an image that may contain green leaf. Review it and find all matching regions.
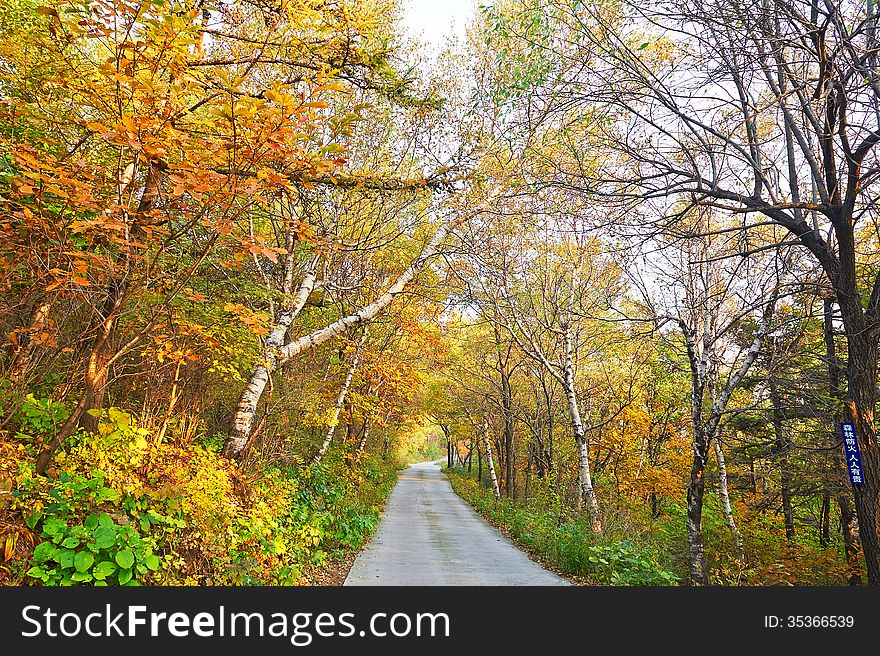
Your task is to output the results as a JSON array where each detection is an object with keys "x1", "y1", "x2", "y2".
[
  {"x1": 117, "y1": 568, "x2": 132, "y2": 585},
  {"x1": 58, "y1": 549, "x2": 76, "y2": 569},
  {"x1": 93, "y1": 526, "x2": 116, "y2": 549},
  {"x1": 143, "y1": 554, "x2": 161, "y2": 571},
  {"x1": 96, "y1": 487, "x2": 120, "y2": 503},
  {"x1": 74, "y1": 551, "x2": 94, "y2": 572},
  {"x1": 25, "y1": 566, "x2": 47, "y2": 580},
  {"x1": 84, "y1": 514, "x2": 100, "y2": 530},
  {"x1": 60, "y1": 537, "x2": 80, "y2": 548},
  {"x1": 42, "y1": 518, "x2": 67, "y2": 538},
  {"x1": 98, "y1": 513, "x2": 114, "y2": 529},
  {"x1": 32, "y1": 541, "x2": 56, "y2": 563},
  {"x1": 70, "y1": 571, "x2": 92, "y2": 582},
  {"x1": 115, "y1": 549, "x2": 135, "y2": 569},
  {"x1": 92, "y1": 560, "x2": 117, "y2": 579}
]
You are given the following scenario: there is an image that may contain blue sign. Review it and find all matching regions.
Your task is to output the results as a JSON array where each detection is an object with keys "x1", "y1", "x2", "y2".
[{"x1": 841, "y1": 422, "x2": 864, "y2": 485}]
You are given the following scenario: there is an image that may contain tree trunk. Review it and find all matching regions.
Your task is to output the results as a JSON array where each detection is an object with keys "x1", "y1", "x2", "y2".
[
  {"x1": 36, "y1": 164, "x2": 163, "y2": 474},
  {"x1": 713, "y1": 438, "x2": 744, "y2": 562},
  {"x1": 224, "y1": 254, "x2": 319, "y2": 458},
  {"x1": 562, "y1": 323, "x2": 601, "y2": 532},
  {"x1": 824, "y1": 297, "x2": 863, "y2": 583},
  {"x1": 502, "y1": 370, "x2": 514, "y2": 497},
  {"x1": 768, "y1": 378, "x2": 795, "y2": 541},
  {"x1": 356, "y1": 416, "x2": 370, "y2": 453},
  {"x1": 482, "y1": 420, "x2": 500, "y2": 499},
  {"x1": 313, "y1": 331, "x2": 366, "y2": 463},
  {"x1": 836, "y1": 282, "x2": 880, "y2": 584},
  {"x1": 7, "y1": 300, "x2": 51, "y2": 384},
  {"x1": 844, "y1": 347, "x2": 880, "y2": 585},
  {"x1": 819, "y1": 493, "x2": 831, "y2": 547},
  {"x1": 687, "y1": 424, "x2": 710, "y2": 585}
]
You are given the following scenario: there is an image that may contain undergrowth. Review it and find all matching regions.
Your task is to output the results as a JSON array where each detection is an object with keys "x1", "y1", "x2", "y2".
[{"x1": 0, "y1": 396, "x2": 398, "y2": 586}]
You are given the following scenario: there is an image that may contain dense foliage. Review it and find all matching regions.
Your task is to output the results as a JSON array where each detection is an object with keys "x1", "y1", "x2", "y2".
[{"x1": 2, "y1": 0, "x2": 879, "y2": 587}]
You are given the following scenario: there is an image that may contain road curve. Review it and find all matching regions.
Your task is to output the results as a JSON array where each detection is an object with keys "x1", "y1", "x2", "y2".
[{"x1": 343, "y1": 461, "x2": 568, "y2": 585}]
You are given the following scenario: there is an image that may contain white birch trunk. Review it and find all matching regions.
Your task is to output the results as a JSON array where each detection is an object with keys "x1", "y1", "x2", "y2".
[
  {"x1": 563, "y1": 322, "x2": 602, "y2": 532},
  {"x1": 276, "y1": 218, "x2": 454, "y2": 363},
  {"x1": 356, "y1": 417, "x2": 370, "y2": 453},
  {"x1": 223, "y1": 254, "x2": 319, "y2": 458},
  {"x1": 713, "y1": 437, "x2": 745, "y2": 563},
  {"x1": 483, "y1": 419, "x2": 501, "y2": 499},
  {"x1": 313, "y1": 331, "x2": 367, "y2": 463}
]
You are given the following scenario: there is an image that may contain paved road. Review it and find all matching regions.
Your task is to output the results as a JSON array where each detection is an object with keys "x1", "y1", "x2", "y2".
[{"x1": 344, "y1": 461, "x2": 568, "y2": 585}]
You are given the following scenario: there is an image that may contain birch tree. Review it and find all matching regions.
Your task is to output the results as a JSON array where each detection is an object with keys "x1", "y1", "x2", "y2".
[{"x1": 640, "y1": 212, "x2": 784, "y2": 583}]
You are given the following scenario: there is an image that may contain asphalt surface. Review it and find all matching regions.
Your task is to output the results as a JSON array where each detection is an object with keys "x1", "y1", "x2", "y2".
[{"x1": 343, "y1": 461, "x2": 569, "y2": 586}]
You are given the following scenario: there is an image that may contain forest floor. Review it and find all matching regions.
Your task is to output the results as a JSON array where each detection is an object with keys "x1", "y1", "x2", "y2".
[{"x1": 343, "y1": 461, "x2": 568, "y2": 585}]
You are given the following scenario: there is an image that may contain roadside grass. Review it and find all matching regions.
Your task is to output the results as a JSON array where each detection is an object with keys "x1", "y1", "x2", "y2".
[{"x1": 445, "y1": 467, "x2": 679, "y2": 586}]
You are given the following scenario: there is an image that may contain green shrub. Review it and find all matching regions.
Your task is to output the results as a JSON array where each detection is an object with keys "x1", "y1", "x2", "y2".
[{"x1": 26, "y1": 513, "x2": 161, "y2": 586}]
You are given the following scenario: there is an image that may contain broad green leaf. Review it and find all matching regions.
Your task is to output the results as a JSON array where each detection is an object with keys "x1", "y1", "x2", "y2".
[
  {"x1": 32, "y1": 541, "x2": 55, "y2": 563},
  {"x1": 93, "y1": 560, "x2": 117, "y2": 579},
  {"x1": 115, "y1": 549, "x2": 135, "y2": 569},
  {"x1": 74, "y1": 551, "x2": 94, "y2": 572},
  {"x1": 58, "y1": 549, "x2": 76, "y2": 569},
  {"x1": 93, "y1": 526, "x2": 116, "y2": 549}
]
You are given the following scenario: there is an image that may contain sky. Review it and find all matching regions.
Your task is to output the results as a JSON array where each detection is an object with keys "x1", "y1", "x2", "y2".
[{"x1": 399, "y1": 0, "x2": 478, "y2": 53}]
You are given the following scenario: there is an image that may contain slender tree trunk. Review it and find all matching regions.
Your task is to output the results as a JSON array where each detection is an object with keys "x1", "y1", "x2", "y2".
[
  {"x1": 36, "y1": 164, "x2": 162, "y2": 474},
  {"x1": 768, "y1": 378, "x2": 795, "y2": 540},
  {"x1": 357, "y1": 416, "x2": 370, "y2": 453},
  {"x1": 502, "y1": 372, "x2": 514, "y2": 497},
  {"x1": 525, "y1": 441, "x2": 533, "y2": 500},
  {"x1": 8, "y1": 300, "x2": 51, "y2": 383},
  {"x1": 493, "y1": 325, "x2": 515, "y2": 497},
  {"x1": 687, "y1": 424, "x2": 710, "y2": 585},
  {"x1": 224, "y1": 254, "x2": 319, "y2": 458},
  {"x1": 562, "y1": 323, "x2": 601, "y2": 531},
  {"x1": 482, "y1": 419, "x2": 500, "y2": 499},
  {"x1": 713, "y1": 438, "x2": 745, "y2": 562},
  {"x1": 819, "y1": 493, "x2": 831, "y2": 547},
  {"x1": 314, "y1": 331, "x2": 366, "y2": 463}
]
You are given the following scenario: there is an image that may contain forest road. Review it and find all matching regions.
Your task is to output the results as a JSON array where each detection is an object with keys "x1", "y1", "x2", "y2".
[{"x1": 343, "y1": 461, "x2": 569, "y2": 585}]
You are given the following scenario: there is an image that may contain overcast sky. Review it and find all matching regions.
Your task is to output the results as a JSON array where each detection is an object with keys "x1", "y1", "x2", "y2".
[{"x1": 399, "y1": 0, "x2": 478, "y2": 52}]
